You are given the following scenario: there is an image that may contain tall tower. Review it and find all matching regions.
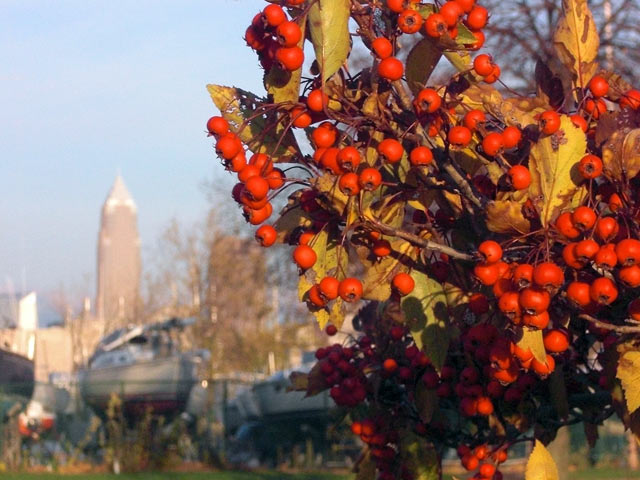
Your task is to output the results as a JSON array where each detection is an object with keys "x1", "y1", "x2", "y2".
[{"x1": 96, "y1": 175, "x2": 141, "y2": 332}]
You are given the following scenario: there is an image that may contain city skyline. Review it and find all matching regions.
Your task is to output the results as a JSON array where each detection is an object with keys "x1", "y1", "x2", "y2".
[{"x1": 0, "y1": 0, "x2": 267, "y2": 298}]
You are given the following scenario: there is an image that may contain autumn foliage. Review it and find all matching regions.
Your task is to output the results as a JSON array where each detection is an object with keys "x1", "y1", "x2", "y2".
[{"x1": 206, "y1": 0, "x2": 640, "y2": 478}]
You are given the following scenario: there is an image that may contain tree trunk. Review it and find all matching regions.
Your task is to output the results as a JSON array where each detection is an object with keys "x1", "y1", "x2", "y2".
[{"x1": 628, "y1": 430, "x2": 639, "y2": 471}]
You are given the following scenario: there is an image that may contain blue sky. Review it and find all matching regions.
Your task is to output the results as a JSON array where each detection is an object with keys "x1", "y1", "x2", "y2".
[{"x1": 0, "y1": 0, "x2": 267, "y2": 300}]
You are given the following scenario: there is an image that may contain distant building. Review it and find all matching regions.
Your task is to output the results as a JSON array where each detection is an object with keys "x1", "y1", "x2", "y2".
[{"x1": 96, "y1": 175, "x2": 141, "y2": 333}]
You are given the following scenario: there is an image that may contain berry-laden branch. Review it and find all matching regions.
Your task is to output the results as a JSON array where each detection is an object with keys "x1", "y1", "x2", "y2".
[
  {"x1": 207, "y1": 0, "x2": 640, "y2": 478},
  {"x1": 366, "y1": 216, "x2": 474, "y2": 262}
]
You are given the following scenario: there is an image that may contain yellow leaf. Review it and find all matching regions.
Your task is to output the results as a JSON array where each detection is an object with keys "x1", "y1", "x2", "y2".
[
  {"x1": 604, "y1": 129, "x2": 640, "y2": 182},
  {"x1": 516, "y1": 327, "x2": 547, "y2": 364},
  {"x1": 311, "y1": 174, "x2": 350, "y2": 214},
  {"x1": 525, "y1": 440, "x2": 560, "y2": 480},
  {"x1": 328, "y1": 299, "x2": 346, "y2": 330},
  {"x1": 528, "y1": 115, "x2": 587, "y2": 226},
  {"x1": 360, "y1": 240, "x2": 414, "y2": 301},
  {"x1": 265, "y1": 16, "x2": 307, "y2": 104},
  {"x1": 622, "y1": 129, "x2": 640, "y2": 179},
  {"x1": 207, "y1": 84, "x2": 299, "y2": 161},
  {"x1": 486, "y1": 199, "x2": 531, "y2": 234},
  {"x1": 617, "y1": 351, "x2": 640, "y2": 414},
  {"x1": 602, "y1": 129, "x2": 626, "y2": 180},
  {"x1": 308, "y1": 0, "x2": 351, "y2": 83},
  {"x1": 553, "y1": 0, "x2": 599, "y2": 90},
  {"x1": 273, "y1": 204, "x2": 313, "y2": 243}
]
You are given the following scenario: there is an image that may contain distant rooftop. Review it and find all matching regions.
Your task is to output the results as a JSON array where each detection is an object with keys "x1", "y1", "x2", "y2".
[
  {"x1": 104, "y1": 174, "x2": 136, "y2": 211},
  {"x1": 0, "y1": 292, "x2": 63, "y2": 329}
]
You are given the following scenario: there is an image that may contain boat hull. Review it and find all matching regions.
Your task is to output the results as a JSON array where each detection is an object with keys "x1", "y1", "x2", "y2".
[
  {"x1": 79, "y1": 355, "x2": 199, "y2": 417},
  {"x1": 0, "y1": 348, "x2": 34, "y2": 398},
  {"x1": 252, "y1": 379, "x2": 332, "y2": 418}
]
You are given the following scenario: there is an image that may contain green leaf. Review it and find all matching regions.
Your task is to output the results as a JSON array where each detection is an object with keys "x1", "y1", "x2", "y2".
[
  {"x1": 400, "y1": 432, "x2": 439, "y2": 480},
  {"x1": 402, "y1": 269, "x2": 449, "y2": 373},
  {"x1": 444, "y1": 49, "x2": 471, "y2": 72},
  {"x1": 206, "y1": 84, "x2": 299, "y2": 161},
  {"x1": 405, "y1": 38, "x2": 441, "y2": 94},
  {"x1": 528, "y1": 115, "x2": 587, "y2": 226},
  {"x1": 456, "y1": 22, "x2": 477, "y2": 45},
  {"x1": 415, "y1": 382, "x2": 438, "y2": 423},
  {"x1": 617, "y1": 351, "x2": 640, "y2": 414},
  {"x1": 265, "y1": 15, "x2": 307, "y2": 104},
  {"x1": 308, "y1": 0, "x2": 350, "y2": 83},
  {"x1": 525, "y1": 440, "x2": 559, "y2": 480}
]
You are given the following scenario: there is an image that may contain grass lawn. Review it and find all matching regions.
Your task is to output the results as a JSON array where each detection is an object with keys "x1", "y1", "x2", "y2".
[
  {"x1": 0, "y1": 472, "x2": 352, "y2": 480},
  {"x1": 3, "y1": 467, "x2": 640, "y2": 479},
  {"x1": 567, "y1": 467, "x2": 640, "y2": 480}
]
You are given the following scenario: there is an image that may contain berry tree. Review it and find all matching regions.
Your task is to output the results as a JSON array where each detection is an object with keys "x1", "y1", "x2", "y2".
[{"x1": 206, "y1": 0, "x2": 640, "y2": 478}]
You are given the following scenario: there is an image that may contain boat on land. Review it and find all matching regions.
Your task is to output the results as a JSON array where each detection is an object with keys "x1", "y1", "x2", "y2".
[
  {"x1": 0, "y1": 347, "x2": 34, "y2": 399},
  {"x1": 79, "y1": 317, "x2": 209, "y2": 418}
]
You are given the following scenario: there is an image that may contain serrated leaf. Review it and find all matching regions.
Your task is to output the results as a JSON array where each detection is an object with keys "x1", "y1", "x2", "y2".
[
  {"x1": 528, "y1": 115, "x2": 587, "y2": 226},
  {"x1": 617, "y1": 351, "x2": 640, "y2": 414},
  {"x1": 369, "y1": 196, "x2": 406, "y2": 229},
  {"x1": 308, "y1": 0, "x2": 350, "y2": 83},
  {"x1": 405, "y1": 38, "x2": 441, "y2": 94},
  {"x1": 486, "y1": 199, "x2": 531, "y2": 234},
  {"x1": 400, "y1": 433, "x2": 439, "y2": 480},
  {"x1": 553, "y1": 0, "x2": 599, "y2": 90},
  {"x1": 525, "y1": 440, "x2": 559, "y2": 480},
  {"x1": 207, "y1": 84, "x2": 299, "y2": 161},
  {"x1": 516, "y1": 327, "x2": 547, "y2": 364},
  {"x1": 402, "y1": 269, "x2": 449, "y2": 373},
  {"x1": 360, "y1": 240, "x2": 414, "y2": 301},
  {"x1": 274, "y1": 204, "x2": 313, "y2": 243},
  {"x1": 311, "y1": 174, "x2": 350, "y2": 214}
]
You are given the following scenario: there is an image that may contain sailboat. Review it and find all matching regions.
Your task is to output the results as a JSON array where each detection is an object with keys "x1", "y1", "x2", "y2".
[{"x1": 79, "y1": 317, "x2": 209, "y2": 418}]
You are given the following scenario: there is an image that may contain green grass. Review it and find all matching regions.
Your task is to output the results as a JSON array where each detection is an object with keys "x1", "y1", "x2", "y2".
[
  {"x1": 0, "y1": 473, "x2": 351, "y2": 480},
  {"x1": 568, "y1": 467, "x2": 640, "y2": 480},
  {"x1": 3, "y1": 468, "x2": 640, "y2": 480}
]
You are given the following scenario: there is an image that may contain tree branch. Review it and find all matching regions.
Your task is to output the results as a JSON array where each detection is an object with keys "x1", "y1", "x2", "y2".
[
  {"x1": 365, "y1": 216, "x2": 474, "y2": 261},
  {"x1": 578, "y1": 313, "x2": 640, "y2": 334}
]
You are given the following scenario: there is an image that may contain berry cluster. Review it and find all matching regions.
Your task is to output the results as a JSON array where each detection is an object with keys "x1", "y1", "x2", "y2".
[
  {"x1": 245, "y1": 3, "x2": 304, "y2": 72},
  {"x1": 206, "y1": 0, "x2": 640, "y2": 477}
]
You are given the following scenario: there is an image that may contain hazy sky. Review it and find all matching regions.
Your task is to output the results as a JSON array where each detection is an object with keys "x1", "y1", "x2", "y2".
[{"x1": 1, "y1": 0, "x2": 267, "y2": 300}]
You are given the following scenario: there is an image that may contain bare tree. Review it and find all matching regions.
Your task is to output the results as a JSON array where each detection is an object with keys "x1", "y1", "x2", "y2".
[
  {"x1": 482, "y1": 0, "x2": 640, "y2": 90},
  {"x1": 142, "y1": 207, "x2": 318, "y2": 376}
]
